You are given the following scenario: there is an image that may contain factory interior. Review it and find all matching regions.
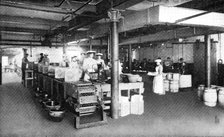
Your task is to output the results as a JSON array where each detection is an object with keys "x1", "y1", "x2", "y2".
[{"x1": 1, "y1": 0, "x2": 224, "y2": 136}]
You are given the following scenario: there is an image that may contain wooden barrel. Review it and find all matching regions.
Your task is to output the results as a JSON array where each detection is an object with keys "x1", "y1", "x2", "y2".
[
  {"x1": 218, "y1": 87, "x2": 224, "y2": 107},
  {"x1": 203, "y1": 88, "x2": 217, "y2": 107},
  {"x1": 170, "y1": 80, "x2": 179, "y2": 93},
  {"x1": 197, "y1": 84, "x2": 205, "y2": 101},
  {"x1": 164, "y1": 80, "x2": 170, "y2": 92}
]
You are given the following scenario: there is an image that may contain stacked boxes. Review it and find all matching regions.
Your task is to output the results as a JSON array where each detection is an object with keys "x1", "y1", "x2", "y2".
[
  {"x1": 130, "y1": 95, "x2": 144, "y2": 115},
  {"x1": 64, "y1": 68, "x2": 82, "y2": 82},
  {"x1": 163, "y1": 73, "x2": 180, "y2": 93},
  {"x1": 179, "y1": 75, "x2": 192, "y2": 88}
]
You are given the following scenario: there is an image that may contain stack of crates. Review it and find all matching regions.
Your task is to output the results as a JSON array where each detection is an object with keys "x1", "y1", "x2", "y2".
[{"x1": 163, "y1": 73, "x2": 180, "y2": 93}]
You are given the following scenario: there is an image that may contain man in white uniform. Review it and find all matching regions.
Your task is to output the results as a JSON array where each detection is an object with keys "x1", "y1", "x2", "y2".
[
  {"x1": 82, "y1": 51, "x2": 98, "y2": 81},
  {"x1": 96, "y1": 53, "x2": 106, "y2": 70},
  {"x1": 70, "y1": 56, "x2": 80, "y2": 69}
]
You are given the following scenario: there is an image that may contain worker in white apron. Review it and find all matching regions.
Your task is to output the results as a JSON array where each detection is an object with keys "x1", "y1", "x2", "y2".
[
  {"x1": 70, "y1": 56, "x2": 80, "y2": 69},
  {"x1": 82, "y1": 51, "x2": 98, "y2": 81},
  {"x1": 96, "y1": 53, "x2": 106, "y2": 69},
  {"x1": 147, "y1": 59, "x2": 164, "y2": 95}
]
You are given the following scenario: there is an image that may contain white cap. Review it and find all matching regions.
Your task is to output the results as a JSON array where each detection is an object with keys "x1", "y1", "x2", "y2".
[
  {"x1": 155, "y1": 59, "x2": 162, "y2": 63},
  {"x1": 96, "y1": 53, "x2": 103, "y2": 56},
  {"x1": 86, "y1": 50, "x2": 96, "y2": 54}
]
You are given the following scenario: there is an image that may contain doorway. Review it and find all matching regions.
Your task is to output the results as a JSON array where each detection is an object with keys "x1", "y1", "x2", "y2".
[{"x1": 1, "y1": 48, "x2": 23, "y2": 84}]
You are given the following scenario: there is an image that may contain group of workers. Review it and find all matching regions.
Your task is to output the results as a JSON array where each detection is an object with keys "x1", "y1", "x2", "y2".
[
  {"x1": 21, "y1": 53, "x2": 49, "y2": 82},
  {"x1": 21, "y1": 50, "x2": 109, "y2": 82},
  {"x1": 21, "y1": 50, "x2": 187, "y2": 94},
  {"x1": 124, "y1": 57, "x2": 186, "y2": 74}
]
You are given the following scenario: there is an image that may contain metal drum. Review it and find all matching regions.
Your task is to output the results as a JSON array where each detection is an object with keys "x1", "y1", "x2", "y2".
[
  {"x1": 166, "y1": 73, "x2": 172, "y2": 80},
  {"x1": 170, "y1": 80, "x2": 179, "y2": 93},
  {"x1": 197, "y1": 84, "x2": 205, "y2": 101},
  {"x1": 162, "y1": 73, "x2": 167, "y2": 80},
  {"x1": 203, "y1": 88, "x2": 217, "y2": 107},
  {"x1": 164, "y1": 80, "x2": 170, "y2": 92},
  {"x1": 48, "y1": 108, "x2": 65, "y2": 122},
  {"x1": 218, "y1": 87, "x2": 224, "y2": 107}
]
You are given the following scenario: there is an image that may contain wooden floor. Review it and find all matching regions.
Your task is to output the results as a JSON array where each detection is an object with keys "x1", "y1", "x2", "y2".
[{"x1": 1, "y1": 72, "x2": 224, "y2": 137}]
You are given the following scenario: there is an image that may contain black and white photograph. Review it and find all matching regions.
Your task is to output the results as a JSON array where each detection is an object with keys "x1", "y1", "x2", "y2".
[{"x1": 0, "y1": 0, "x2": 224, "y2": 136}]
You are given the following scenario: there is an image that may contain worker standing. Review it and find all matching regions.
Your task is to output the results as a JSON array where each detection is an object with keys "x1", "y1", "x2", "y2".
[
  {"x1": 82, "y1": 51, "x2": 98, "y2": 81},
  {"x1": 70, "y1": 56, "x2": 80, "y2": 69},
  {"x1": 163, "y1": 57, "x2": 173, "y2": 72},
  {"x1": 42, "y1": 54, "x2": 50, "y2": 65},
  {"x1": 178, "y1": 58, "x2": 186, "y2": 74},
  {"x1": 147, "y1": 58, "x2": 164, "y2": 95},
  {"x1": 38, "y1": 53, "x2": 44, "y2": 63},
  {"x1": 21, "y1": 53, "x2": 29, "y2": 83},
  {"x1": 96, "y1": 53, "x2": 106, "y2": 70},
  {"x1": 61, "y1": 54, "x2": 69, "y2": 67}
]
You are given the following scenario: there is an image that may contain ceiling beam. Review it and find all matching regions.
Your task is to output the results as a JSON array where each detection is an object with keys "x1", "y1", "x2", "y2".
[
  {"x1": 0, "y1": 15, "x2": 68, "y2": 27},
  {"x1": 0, "y1": 0, "x2": 96, "y2": 15},
  {"x1": 0, "y1": 5, "x2": 66, "y2": 21},
  {"x1": 0, "y1": 22, "x2": 51, "y2": 30},
  {"x1": 0, "y1": 2, "x2": 69, "y2": 14},
  {"x1": 119, "y1": 27, "x2": 221, "y2": 45},
  {"x1": 0, "y1": 26, "x2": 48, "y2": 35}
]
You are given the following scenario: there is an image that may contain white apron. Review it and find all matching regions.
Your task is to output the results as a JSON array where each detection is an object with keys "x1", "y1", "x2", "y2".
[{"x1": 153, "y1": 65, "x2": 165, "y2": 95}]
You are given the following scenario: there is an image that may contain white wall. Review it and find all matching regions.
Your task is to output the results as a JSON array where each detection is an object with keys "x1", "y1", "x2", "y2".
[
  {"x1": 12, "y1": 47, "x2": 64, "y2": 67},
  {"x1": 30, "y1": 47, "x2": 64, "y2": 63}
]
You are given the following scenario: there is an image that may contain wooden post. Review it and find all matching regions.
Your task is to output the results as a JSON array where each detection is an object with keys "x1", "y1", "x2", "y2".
[
  {"x1": 108, "y1": 9, "x2": 121, "y2": 119},
  {"x1": 205, "y1": 35, "x2": 211, "y2": 87},
  {"x1": 128, "y1": 44, "x2": 132, "y2": 73}
]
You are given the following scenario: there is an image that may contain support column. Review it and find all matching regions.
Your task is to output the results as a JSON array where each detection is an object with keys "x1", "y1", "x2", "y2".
[
  {"x1": 63, "y1": 44, "x2": 66, "y2": 54},
  {"x1": 89, "y1": 38, "x2": 92, "y2": 51},
  {"x1": 108, "y1": 9, "x2": 121, "y2": 119},
  {"x1": 0, "y1": 50, "x2": 2, "y2": 85},
  {"x1": 100, "y1": 38, "x2": 103, "y2": 53},
  {"x1": 205, "y1": 35, "x2": 211, "y2": 87},
  {"x1": 128, "y1": 44, "x2": 132, "y2": 73}
]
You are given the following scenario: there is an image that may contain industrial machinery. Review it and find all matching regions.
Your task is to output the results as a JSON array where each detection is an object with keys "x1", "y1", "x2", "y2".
[{"x1": 66, "y1": 82, "x2": 107, "y2": 129}]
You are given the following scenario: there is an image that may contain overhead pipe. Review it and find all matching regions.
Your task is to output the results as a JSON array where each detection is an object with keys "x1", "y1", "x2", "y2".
[
  {"x1": 0, "y1": 43, "x2": 63, "y2": 47},
  {"x1": 1, "y1": 39, "x2": 61, "y2": 43}
]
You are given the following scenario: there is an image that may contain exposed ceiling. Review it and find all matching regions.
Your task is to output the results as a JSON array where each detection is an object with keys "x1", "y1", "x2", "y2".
[{"x1": 0, "y1": 0, "x2": 224, "y2": 48}]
